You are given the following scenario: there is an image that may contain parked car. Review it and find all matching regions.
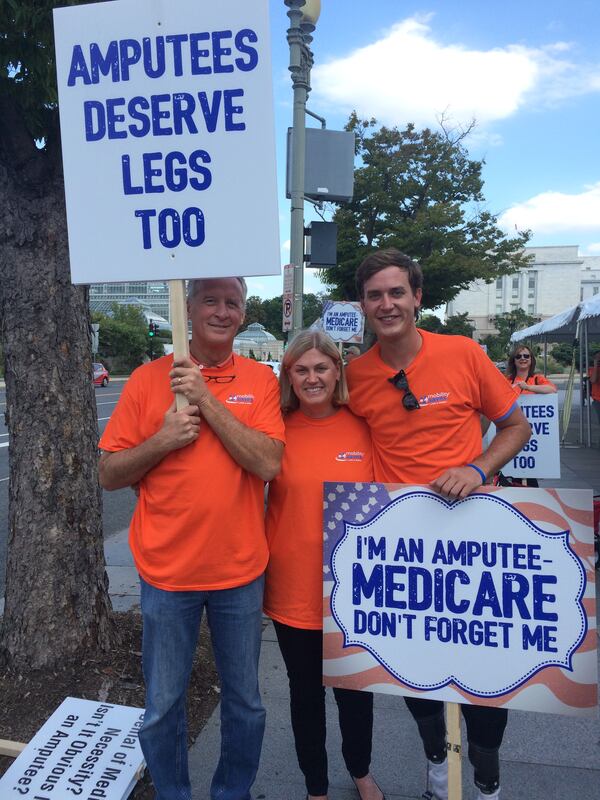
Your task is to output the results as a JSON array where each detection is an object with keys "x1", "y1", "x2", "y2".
[
  {"x1": 261, "y1": 360, "x2": 281, "y2": 377},
  {"x1": 494, "y1": 360, "x2": 507, "y2": 373},
  {"x1": 93, "y1": 362, "x2": 109, "y2": 387}
]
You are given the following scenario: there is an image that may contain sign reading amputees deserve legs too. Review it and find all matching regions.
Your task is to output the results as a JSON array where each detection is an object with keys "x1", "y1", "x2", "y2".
[
  {"x1": 53, "y1": 0, "x2": 279, "y2": 284},
  {"x1": 323, "y1": 484, "x2": 598, "y2": 715}
]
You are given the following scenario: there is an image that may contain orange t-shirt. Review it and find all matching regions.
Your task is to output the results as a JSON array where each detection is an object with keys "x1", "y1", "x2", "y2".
[
  {"x1": 346, "y1": 330, "x2": 518, "y2": 484},
  {"x1": 264, "y1": 407, "x2": 373, "y2": 629},
  {"x1": 99, "y1": 354, "x2": 285, "y2": 591},
  {"x1": 509, "y1": 373, "x2": 557, "y2": 395},
  {"x1": 588, "y1": 368, "x2": 600, "y2": 402}
]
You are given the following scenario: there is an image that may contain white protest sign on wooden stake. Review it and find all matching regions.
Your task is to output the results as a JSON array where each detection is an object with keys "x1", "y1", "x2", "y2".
[
  {"x1": 170, "y1": 279, "x2": 190, "y2": 410},
  {"x1": 0, "y1": 697, "x2": 145, "y2": 800},
  {"x1": 53, "y1": 0, "x2": 280, "y2": 284},
  {"x1": 446, "y1": 703, "x2": 462, "y2": 800},
  {"x1": 323, "y1": 484, "x2": 597, "y2": 716},
  {"x1": 484, "y1": 394, "x2": 560, "y2": 479}
]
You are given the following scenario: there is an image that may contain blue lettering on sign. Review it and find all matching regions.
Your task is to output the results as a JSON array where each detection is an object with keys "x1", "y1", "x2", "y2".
[
  {"x1": 67, "y1": 31, "x2": 259, "y2": 85},
  {"x1": 351, "y1": 563, "x2": 558, "y2": 623},
  {"x1": 121, "y1": 150, "x2": 212, "y2": 195},
  {"x1": 135, "y1": 207, "x2": 205, "y2": 250},
  {"x1": 83, "y1": 91, "x2": 246, "y2": 141}
]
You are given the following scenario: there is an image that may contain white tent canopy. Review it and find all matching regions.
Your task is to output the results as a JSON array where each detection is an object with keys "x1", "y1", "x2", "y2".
[
  {"x1": 579, "y1": 294, "x2": 600, "y2": 322},
  {"x1": 511, "y1": 297, "x2": 600, "y2": 343},
  {"x1": 511, "y1": 305, "x2": 580, "y2": 343}
]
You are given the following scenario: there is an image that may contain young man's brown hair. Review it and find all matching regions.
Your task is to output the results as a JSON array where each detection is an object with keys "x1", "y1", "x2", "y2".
[{"x1": 355, "y1": 248, "x2": 423, "y2": 299}]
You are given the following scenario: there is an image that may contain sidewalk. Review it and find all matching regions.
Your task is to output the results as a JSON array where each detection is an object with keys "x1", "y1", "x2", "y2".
[{"x1": 104, "y1": 438, "x2": 600, "y2": 800}]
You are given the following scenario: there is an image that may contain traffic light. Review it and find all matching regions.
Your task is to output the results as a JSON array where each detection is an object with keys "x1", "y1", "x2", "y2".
[{"x1": 148, "y1": 321, "x2": 158, "y2": 337}]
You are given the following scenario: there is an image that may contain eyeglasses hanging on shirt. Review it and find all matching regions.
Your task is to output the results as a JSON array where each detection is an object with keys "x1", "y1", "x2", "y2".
[{"x1": 388, "y1": 369, "x2": 420, "y2": 411}]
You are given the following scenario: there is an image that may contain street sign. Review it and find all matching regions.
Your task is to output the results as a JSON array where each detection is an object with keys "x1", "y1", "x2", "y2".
[{"x1": 282, "y1": 263, "x2": 293, "y2": 332}]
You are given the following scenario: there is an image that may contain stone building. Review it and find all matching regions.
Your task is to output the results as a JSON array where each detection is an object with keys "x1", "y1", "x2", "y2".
[{"x1": 446, "y1": 245, "x2": 600, "y2": 340}]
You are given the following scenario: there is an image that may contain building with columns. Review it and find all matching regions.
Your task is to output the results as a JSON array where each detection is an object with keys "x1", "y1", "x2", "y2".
[{"x1": 446, "y1": 245, "x2": 600, "y2": 340}]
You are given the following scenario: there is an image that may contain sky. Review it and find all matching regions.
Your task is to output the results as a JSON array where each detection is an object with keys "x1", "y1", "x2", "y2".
[{"x1": 246, "y1": 0, "x2": 600, "y2": 300}]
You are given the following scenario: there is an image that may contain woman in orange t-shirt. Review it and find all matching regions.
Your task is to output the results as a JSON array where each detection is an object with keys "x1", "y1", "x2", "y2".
[
  {"x1": 264, "y1": 331, "x2": 383, "y2": 800},
  {"x1": 506, "y1": 345, "x2": 557, "y2": 395},
  {"x1": 502, "y1": 345, "x2": 557, "y2": 488}
]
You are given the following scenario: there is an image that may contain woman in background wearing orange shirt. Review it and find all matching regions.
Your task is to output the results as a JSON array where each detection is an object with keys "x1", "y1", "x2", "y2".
[
  {"x1": 502, "y1": 345, "x2": 556, "y2": 487},
  {"x1": 264, "y1": 331, "x2": 383, "y2": 800},
  {"x1": 506, "y1": 345, "x2": 557, "y2": 394}
]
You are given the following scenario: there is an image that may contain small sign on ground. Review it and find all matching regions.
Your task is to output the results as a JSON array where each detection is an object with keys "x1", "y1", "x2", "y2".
[{"x1": 0, "y1": 697, "x2": 145, "y2": 799}]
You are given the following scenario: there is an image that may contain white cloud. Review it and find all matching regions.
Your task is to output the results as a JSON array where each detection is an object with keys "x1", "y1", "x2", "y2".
[
  {"x1": 311, "y1": 16, "x2": 600, "y2": 128},
  {"x1": 499, "y1": 183, "x2": 600, "y2": 235},
  {"x1": 584, "y1": 243, "x2": 600, "y2": 254}
]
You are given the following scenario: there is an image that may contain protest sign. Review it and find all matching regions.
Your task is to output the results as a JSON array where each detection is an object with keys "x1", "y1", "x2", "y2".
[
  {"x1": 323, "y1": 483, "x2": 597, "y2": 716},
  {"x1": 485, "y1": 394, "x2": 560, "y2": 479},
  {"x1": 53, "y1": 0, "x2": 279, "y2": 284},
  {"x1": 322, "y1": 301, "x2": 364, "y2": 343},
  {"x1": 0, "y1": 698, "x2": 145, "y2": 799}
]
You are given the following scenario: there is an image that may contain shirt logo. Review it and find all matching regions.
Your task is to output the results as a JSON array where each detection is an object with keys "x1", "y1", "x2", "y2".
[
  {"x1": 226, "y1": 394, "x2": 255, "y2": 405},
  {"x1": 418, "y1": 391, "x2": 450, "y2": 406},
  {"x1": 335, "y1": 451, "x2": 365, "y2": 462}
]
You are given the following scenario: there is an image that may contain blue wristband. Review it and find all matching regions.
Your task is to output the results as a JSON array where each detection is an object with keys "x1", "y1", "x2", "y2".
[{"x1": 466, "y1": 463, "x2": 486, "y2": 485}]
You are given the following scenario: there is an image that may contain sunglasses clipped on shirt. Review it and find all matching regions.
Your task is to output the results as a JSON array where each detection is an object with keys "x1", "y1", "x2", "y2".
[
  {"x1": 203, "y1": 374, "x2": 235, "y2": 384},
  {"x1": 388, "y1": 369, "x2": 420, "y2": 411}
]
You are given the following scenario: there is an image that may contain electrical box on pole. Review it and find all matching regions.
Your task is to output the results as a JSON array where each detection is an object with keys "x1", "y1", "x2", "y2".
[
  {"x1": 286, "y1": 128, "x2": 355, "y2": 203},
  {"x1": 306, "y1": 222, "x2": 337, "y2": 267}
]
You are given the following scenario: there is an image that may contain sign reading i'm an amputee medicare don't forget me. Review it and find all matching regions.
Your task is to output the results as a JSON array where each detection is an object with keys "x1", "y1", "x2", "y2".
[
  {"x1": 323, "y1": 484, "x2": 597, "y2": 715},
  {"x1": 53, "y1": 0, "x2": 279, "y2": 284},
  {"x1": 322, "y1": 301, "x2": 365, "y2": 343}
]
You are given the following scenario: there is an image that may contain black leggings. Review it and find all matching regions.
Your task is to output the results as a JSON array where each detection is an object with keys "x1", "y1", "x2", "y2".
[
  {"x1": 405, "y1": 697, "x2": 507, "y2": 790},
  {"x1": 273, "y1": 620, "x2": 374, "y2": 796}
]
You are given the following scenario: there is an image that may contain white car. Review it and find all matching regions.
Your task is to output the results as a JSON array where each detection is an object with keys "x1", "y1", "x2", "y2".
[{"x1": 261, "y1": 360, "x2": 281, "y2": 378}]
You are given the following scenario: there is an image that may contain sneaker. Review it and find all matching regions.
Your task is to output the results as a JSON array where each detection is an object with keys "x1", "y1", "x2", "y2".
[
  {"x1": 422, "y1": 757, "x2": 448, "y2": 800},
  {"x1": 475, "y1": 790, "x2": 500, "y2": 800}
]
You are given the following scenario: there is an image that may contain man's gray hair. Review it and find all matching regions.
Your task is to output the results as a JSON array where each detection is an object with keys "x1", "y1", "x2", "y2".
[{"x1": 187, "y1": 277, "x2": 248, "y2": 306}]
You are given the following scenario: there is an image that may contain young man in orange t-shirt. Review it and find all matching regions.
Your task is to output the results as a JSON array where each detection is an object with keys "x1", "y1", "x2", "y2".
[
  {"x1": 99, "y1": 277, "x2": 285, "y2": 800},
  {"x1": 346, "y1": 249, "x2": 530, "y2": 800}
]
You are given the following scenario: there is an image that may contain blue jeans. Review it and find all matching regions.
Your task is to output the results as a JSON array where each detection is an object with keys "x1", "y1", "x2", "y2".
[{"x1": 139, "y1": 575, "x2": 266, "y2": 800}]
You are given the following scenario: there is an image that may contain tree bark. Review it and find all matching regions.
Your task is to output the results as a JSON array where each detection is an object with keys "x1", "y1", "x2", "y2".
[{"x1": 0, "y1": 157, "x2": 114, "y2": 669}]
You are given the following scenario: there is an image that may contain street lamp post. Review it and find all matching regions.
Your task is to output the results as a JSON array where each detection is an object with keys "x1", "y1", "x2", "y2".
[{"x1": 285, "y1": 0, "x2": 321, "y2": 336}]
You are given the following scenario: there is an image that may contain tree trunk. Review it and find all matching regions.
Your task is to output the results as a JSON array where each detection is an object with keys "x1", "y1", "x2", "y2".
[{"x1": 0, "y1": 162, "x2": 114, "y2": 669}]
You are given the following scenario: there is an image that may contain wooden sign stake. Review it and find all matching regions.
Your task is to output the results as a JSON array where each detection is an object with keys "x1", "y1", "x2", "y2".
[
  {"x1": 446, "y1": 702, "x2": 462, "y2": 800},
  {"x1": 169, "y1": 279, "x2": 190, "y2": 410},
  {"x1": 0, "y1": 739, "x2": 26, "y2": 758}
]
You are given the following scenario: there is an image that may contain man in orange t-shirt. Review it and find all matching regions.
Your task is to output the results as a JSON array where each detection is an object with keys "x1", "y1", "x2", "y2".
[
  {"x1": 99, "y1": 277, "x2": 284, "y2": 800},
  {"x1": 346, "y1": 249, "x2": 530, "y2": 800}
]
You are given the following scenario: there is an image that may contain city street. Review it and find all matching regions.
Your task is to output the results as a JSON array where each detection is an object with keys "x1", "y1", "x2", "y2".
[{"x1": 0, "y1": 381, "x2": 136, "y2": 597}]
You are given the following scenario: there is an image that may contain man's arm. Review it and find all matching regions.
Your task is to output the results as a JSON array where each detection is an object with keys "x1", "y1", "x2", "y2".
[
  {"x1": 431, "y1": 406, "x2": 530, "y2": 499},
  {"x1": 170, "y1": 359, "x2": 284, "y2": 482},
  {"x1": 99, "y1": 402, "x2": 201, "y2": 490}
]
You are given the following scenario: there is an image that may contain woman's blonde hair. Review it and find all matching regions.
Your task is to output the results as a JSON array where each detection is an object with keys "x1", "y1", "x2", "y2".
[{"x1": 280, "y1": 330, "x2": 349, "y2": 412}]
